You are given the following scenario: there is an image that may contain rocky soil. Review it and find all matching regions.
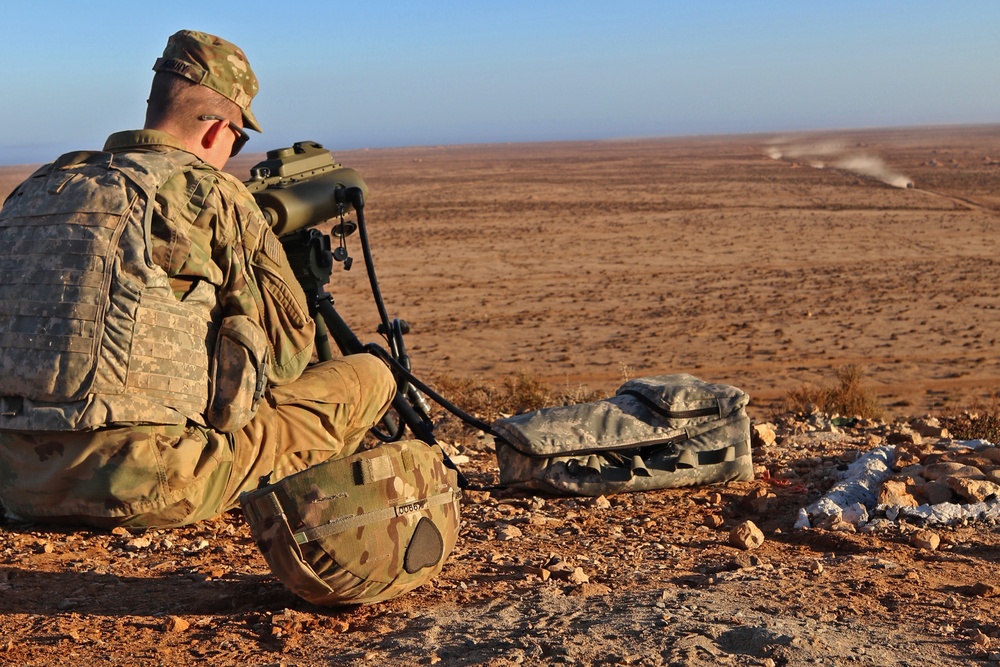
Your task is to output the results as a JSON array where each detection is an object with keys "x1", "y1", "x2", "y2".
[{"x1": 4, "y1": 410, "x2": 1000, "y2": 666}]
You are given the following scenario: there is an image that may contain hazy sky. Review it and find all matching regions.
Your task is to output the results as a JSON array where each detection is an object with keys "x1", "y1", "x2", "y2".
[{"x1": 1, "y1": 1, "x2": 997, "y2": 164}]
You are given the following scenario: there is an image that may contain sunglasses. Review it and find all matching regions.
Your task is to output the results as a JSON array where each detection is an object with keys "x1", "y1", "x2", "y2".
[{"x1": 199, "y1": 115, "x2": 250, "y2": 157}]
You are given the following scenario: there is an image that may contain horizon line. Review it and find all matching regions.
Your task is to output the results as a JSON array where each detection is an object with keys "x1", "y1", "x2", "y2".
[{"x1": 1, "y1": 121, "x2": 997, "y2": 169}]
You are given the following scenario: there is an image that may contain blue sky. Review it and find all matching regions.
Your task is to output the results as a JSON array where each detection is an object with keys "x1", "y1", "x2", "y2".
[{"x1": 1, "y1": 1, "x2": 997, "y2": 164}]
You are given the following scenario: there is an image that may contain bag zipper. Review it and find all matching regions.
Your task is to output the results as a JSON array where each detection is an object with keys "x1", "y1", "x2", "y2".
[
  {"x1": 620, "y1": 389, "x2": 720, "y2": 419},
  {"x1": 498, "y1": 430, "x2": 689, "y2": 458}
]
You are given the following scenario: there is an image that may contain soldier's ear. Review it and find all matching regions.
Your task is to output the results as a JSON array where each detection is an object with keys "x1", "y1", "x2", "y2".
[
  {"x1": 197, "y1": 118, "x2": 234, "y2": 170},
  {"x1": 200, "y1": 118, "x2": 229, "y2": 152}
]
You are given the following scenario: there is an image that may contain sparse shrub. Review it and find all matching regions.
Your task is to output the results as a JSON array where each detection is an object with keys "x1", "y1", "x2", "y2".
[
  {"x1": 940, "y1": 393, "x2": 1000, "y2": 443},
  {"x1": 781, "y1": 365, "x2": 885, "y2": 420},
  {"x1": 941, "y1": 413, "x2": 1000, "y2": 443},
  {"x1": 428, "y1": 371, "x2": 605, "y2": 422}
]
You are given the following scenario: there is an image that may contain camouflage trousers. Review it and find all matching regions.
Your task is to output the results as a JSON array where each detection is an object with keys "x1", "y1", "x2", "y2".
[{"x1": 0, "y1": 354, "x2": 396, "y2": 528}]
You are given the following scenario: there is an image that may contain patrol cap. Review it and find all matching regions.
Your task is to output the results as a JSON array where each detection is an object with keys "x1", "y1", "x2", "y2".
[{"x1": 153, "y1": 30, "x2": 262, "y2": 133}]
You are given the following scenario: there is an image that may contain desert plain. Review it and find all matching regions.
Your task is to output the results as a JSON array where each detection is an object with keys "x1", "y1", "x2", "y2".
[
  {"x1": 0, "y1": 125, "x2": 1000, "y2": 665},
  {"x1": 250, "y1": 123, "x2": 1000, "y2": 418}
]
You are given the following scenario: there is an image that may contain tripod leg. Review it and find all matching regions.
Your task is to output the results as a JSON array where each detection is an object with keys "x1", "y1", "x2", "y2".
[
  {"x1": 316, "y1": 296, "x2": 365, "y2": 356},
  {"x1": 313, "y1": 295, "x2": 468, "y2": 487},
  {"x1": 313, "y1": 312, "x2": 333, "y2": 362}
]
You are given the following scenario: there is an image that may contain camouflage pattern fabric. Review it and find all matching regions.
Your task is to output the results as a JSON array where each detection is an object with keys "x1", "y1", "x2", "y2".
[
  {"x1": 207, "y1": 315, "x2": 270, "y2": 433},
  {"x1": 153, "y1": 30, "x2": 262, "y2": 132},
  {"x1": 240, "y1": 439, "x2": 461, "y2": 606},
  {"x1": 0, "y1": 130, "x2": 394, "y2": 527},
  {"x1": 492, "y1": 374, "x2": 753, "y2": 496},
  {"x1": 100, "y1": 130, "x2": 316, "y2": 388},
  {"x1": 0, "y1": 149, "x2": 216, "y2": 430},
  {"x1": 0, "y1": 354, "x2": 396, "y2": 527}
]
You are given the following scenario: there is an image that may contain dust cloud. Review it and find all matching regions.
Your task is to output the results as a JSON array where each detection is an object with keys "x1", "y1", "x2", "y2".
[{"x1": 766, "y1": 139, "x2": 914, "y2": 188}]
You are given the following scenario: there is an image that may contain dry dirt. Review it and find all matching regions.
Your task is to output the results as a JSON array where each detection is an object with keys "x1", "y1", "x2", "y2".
[{"x1": 2, "y1": 125, "x2": 1000, "y2": 666}]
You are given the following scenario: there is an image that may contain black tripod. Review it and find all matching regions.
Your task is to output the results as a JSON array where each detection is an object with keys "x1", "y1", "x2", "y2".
[{"x1": 279, "y1": 187, "x2": 488, "y2": 488}]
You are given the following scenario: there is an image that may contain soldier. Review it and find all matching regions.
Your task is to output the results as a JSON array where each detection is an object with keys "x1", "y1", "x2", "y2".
[{"x1": 0, "y1": 30, "x2": 396, "y2": 528}]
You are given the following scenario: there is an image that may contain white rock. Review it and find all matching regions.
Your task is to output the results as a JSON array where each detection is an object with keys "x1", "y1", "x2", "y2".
[{"x1": 841, "y1": 502, "x2": 869, "y2": 525}]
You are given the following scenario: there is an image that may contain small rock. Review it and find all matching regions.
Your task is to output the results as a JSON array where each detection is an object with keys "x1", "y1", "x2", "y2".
[
  {"x1": 829, "y1": 520, "x2": 857, "y2": 533},
  {"x1": 911, "y1": 530, "x2": 941, "y2": 551},
  {"x1": 547, "y1": 562, "x2": 575, "y2": 578},
  {"x1": 865, "y1": 434, "x2": 885, "y2": 447},
  {"x1": 911, "y1": 418, "x2": 949, "y2": 439},
  {"x1": 550, "y1": 563, "x2": 589, "y2": 584},
  {"x1": 463, "y1": 490, "x2": 491, "y2": 504},
  {"x1": 729, "y1": 521, "x2": 764, "y2": 550},
  {"x1": 590, "y1": 495, "x2": 612, "y2": 510},
  {"x1": 703, "y1": 514, "x2": 724, "y2": 529},
  {"x1": 893, "y1": 443, "x2": 926, "y2": 470},
  {"x1": 185, "y1": 538, "x2": 210, "y2": 553},
  {"x1": 163, "y1": 616, "x2": 190, "y2": 633},
  {"x1": 886, "y1": 429, "x2": 922, "y2": 446},
  {"x1": 496, "y1": 524, "x2": 522, "y2": 541},
  {"x1": 969, "y1": 582, "x2": 1000, "y2": 598},
  {"x1": 878, "y1": 479, "x2": 919, "y2": 508},
  {"x1": 947, "y1": 477, "x2": 1000, "y2": 503},
  {"x1": 524, "y1": 566, "x2": 551, "y2": 581},
  {"x1": 923, "y1": 462, "x2": 984, "y2": 481},
  {"x1": 919, "y1": 480, "x2": 954, "y2": 505},
  {"x1": 746, "y1": 489, "x2": 772, "y2": 514},
  {"x1": 125, "y1": 537, "x2": 152, "y2": 551},
  {"x1": 841, "y1": 502, "x2": 869, "y2": 525},
  {"x1": 752, "y1": 423, "x2": 777, "y2": 448}
]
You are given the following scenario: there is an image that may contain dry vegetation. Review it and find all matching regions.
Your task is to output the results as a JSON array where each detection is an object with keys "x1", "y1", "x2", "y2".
[{"x1": 779, "y1": 365, "x2": 886, "y2": 421}]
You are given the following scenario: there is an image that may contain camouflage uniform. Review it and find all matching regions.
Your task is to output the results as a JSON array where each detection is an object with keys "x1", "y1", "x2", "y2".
[{"x1": 0, "y1": 31, "x2": 396, "y2": 528}]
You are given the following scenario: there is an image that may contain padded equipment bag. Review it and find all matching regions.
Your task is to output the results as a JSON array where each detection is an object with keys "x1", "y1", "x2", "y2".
[
  {"x1": 492, "y1": 374, "x2": 753, "y2": 496},
  {"x1": 240, "y1": 440, "x2": 461, "y2": 606}
]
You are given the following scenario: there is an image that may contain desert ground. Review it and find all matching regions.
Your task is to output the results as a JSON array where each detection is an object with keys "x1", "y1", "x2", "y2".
[{"x1": 1, "y1": 125, "x2": 1000, "y2": 666}]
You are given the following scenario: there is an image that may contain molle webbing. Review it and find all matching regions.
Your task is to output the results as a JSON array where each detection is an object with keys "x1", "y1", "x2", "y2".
[
  {"x1": 0, "y1": 150, "x2": 213, "y2": 428},
  {"x1": 243, "y1": 445, "x2": 458, "y2": 546},
  {"x1": 245, "y1": 487, "x2": 459, "y2": 547}
]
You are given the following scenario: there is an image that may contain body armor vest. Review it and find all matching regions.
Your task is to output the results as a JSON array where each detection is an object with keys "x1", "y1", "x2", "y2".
[{"x1": 0, "y1": 150, "x2": 215, "y2": 430}]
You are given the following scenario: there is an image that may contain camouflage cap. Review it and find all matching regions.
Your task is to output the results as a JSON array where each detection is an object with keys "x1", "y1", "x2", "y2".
[{"x1": 153, "y1": 30, "x2": 262, "y2": 132}]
